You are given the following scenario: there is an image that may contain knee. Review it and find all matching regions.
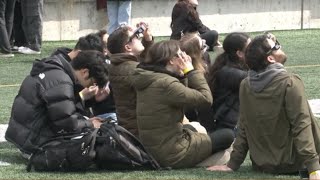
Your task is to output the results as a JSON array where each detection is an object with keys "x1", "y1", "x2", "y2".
[
  {"x1": 223, "y1": 129, "x2": 235, "y2": 147},
  {"x1": 208, "y1": 30, "x2": 219, "y2": 38}
]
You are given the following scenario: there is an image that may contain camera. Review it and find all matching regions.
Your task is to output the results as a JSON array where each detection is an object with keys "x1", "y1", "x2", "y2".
[{"x1": 133, "y1": 22, "x2": 147, "y2": 36}]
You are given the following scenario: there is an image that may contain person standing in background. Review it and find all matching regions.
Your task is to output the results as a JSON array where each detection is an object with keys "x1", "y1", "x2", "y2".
[
  {"x1": 18, "y1": 0, "x2": 43, "y2": 55},
  {"x1": 10, "y1": 0, "x2": 27, "y2": 51},
  {"x1": 106, "y1": 0, "x2": 132, "y2": 34},
  {"x1": 0, "y1": 0, "x2": 16, "y2": 58}
]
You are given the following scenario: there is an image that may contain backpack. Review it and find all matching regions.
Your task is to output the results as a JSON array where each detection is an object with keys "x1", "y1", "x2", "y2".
[
  {"x1": 95, "y1": 122, "x2": 161, "y2": 170},
  {"x1": 27, "y1": 129, "x2": 98, "y2": 172}
]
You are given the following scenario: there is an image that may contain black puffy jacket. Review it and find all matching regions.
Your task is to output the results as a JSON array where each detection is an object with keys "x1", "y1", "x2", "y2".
[{"x1": 5, "y1": 55, "x2": 93, "y2": 154}]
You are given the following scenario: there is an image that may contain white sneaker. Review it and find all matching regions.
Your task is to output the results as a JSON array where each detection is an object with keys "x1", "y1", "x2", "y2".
[
  {"x1": 0, "y1": 53, "x2": 14, "y2": 58},
  {"x1": 18, "y1": 47, "x2": 41, "y2": 55},
  {"x1": 11, "y1": 46, "x2": 19, "y2": 52}
]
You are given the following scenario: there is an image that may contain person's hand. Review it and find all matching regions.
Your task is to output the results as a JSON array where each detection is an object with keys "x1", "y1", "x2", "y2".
[
  {"x1": 176, "y1": 52, "x2": 194, "y2": 75},
  {"x1": 89, "y1": 117, "x2": 103, "y2": 128},
  {"x1": 309, "y1": 170, "x2": 320, "y2": 180},
  {"x1": 137, "y1": 22, "x2": 152, "y2": 41},
  {"x1": 79, "y1": 85, "x2": 98, "y2": 101},
  {"x1": 206, "y1": 165, "x2": 233, "y2": 172},
  {"x1": 95, "y1": 85, "x2": 110, "y2": 102}
]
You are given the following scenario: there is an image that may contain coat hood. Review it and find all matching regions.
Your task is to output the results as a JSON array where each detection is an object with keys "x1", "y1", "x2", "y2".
[
  {"x1": 131, "y1": 68, "x2": 159, "y2": 91},
  {"x1": 30, "y1": 55, "x2": 75, "y2": 83},
  {"x1": 248, "y1": 63, "x2": 286, "y2": 93},
  {"x1": 50, "y1": 47, "x2": 72, "y2": 62},
  {"x1": 131, "y1": 64, "x2": 185, "y2": 91},
  {"x1": 109, "y1": 53, "x2": 138, "y2": 65}
]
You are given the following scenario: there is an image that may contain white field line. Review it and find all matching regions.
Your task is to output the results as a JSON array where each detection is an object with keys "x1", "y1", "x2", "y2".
[{"x1": 0, "y1": 124, "x2": 8, "y2": 142}]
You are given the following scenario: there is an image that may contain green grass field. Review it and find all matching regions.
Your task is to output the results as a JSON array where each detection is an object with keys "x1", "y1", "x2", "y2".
[{"x1": 0, "y1": 29, "x2": 319, "y2": 179}]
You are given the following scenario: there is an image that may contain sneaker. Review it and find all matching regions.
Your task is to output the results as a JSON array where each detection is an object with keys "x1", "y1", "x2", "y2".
[
  {"x1": 11, "y1": 46, "x2": 20, "y2": 52},
  {"x1": 18, "y1": 47, "x2": 41, "y2": 55},
  {"x1": 0, "y1": 52, "x2": 14, "y2": 58}
]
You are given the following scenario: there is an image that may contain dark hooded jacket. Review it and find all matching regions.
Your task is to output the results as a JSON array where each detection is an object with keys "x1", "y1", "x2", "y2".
[
  {"x1": 108, "y1": 39, "x2": 153, "y2": 136},
  {"x1": 228, "y1": 63, "x2": 320, "y2": 174},
  {"x1": 108, "y1": 54, "x2": 139, "y2": 136},
  {"x1": 5, "y1": 55, "x2": 93, "y2": 154},
  {"x1": 131, "y1": 65, "x2": 213, "y2": 168}
]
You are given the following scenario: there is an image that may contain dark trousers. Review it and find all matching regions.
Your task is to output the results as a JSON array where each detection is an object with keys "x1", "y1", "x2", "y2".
[
  {"x1": 21, "y1": 0, "x2": 43, "y2": 51},
  {"x1": 184, "y1": 123, "x2": 234, "y2": 153},
  {"x1": 11, "y1": 0, "x2": 26, "y2": 47},
  {"x1": 200, "y1": 30, "x2": 219, "y2": 51},
  {"x1": 0, "y1": 0, "x2": 16, "y2": 54}
]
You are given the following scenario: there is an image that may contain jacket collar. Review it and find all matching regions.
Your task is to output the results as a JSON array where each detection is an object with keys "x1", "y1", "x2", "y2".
[
  {"x1": 137, "y1": 63, "x2": 185, "y2": 80},
  {"x1": 248, "y1": 63, "x2": 286, "y2": 93},
  {"x1": 109, "y1": 53, "x2": 138, "y2": 65}
]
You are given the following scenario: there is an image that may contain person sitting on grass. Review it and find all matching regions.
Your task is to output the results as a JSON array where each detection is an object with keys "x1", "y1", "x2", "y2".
[
  {"x1": 179, "y1": 32, "x2": 210, "y2": 73},
  {"x1": 203, "y1": 32, "x2": 251, "y2": 133},
  {"x1": 178, "y1": 32, "x2": 211, "y2": 125},
  {"x1": 51, "y1": 32, "x2": 117, "y2": 123},
  {"x1": 5, "y1": 51, "x2": 108, "y2": 158},
  {"x1": 107, "y1": 23, "x2": 153, "y2": 137},
  {"x1": 170, "y1": 0, "x2": 221, "y2": 51},
  {"x1": 131, "y1": 40, "x2": 234, "y2": 168},
  {"x1": 207, "y1": 33, "x2": 320, "y2": 180}
]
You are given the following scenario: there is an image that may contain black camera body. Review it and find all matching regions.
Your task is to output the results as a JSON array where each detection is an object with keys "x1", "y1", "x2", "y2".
[
  {"x1": 133, "y1": 23, "x2": 147, "y2": 36},
  {"x1": 134, "y1": 26, "x2": 145, "y2": 35}
]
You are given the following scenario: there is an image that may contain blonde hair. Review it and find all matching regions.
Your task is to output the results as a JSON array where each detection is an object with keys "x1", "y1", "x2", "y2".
[{"x1": 179, "y1": 33, "x2": 206, "y2": 73}]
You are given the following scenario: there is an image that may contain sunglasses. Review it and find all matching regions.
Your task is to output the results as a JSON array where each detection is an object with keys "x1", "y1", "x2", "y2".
[
  {"x1": 265, "y1": 34, "x2": 281, "y2": 54},
  {"x1": 127, "y1": 33, "x2": 143, "y2": 44}
]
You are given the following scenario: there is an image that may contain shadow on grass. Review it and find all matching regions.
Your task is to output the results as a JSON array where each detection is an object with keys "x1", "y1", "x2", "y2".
[{"x1": 0, "y1": 142, "x2": 26, "y2": 165}]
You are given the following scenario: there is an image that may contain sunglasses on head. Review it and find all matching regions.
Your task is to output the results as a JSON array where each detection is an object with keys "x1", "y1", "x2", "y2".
[{"x1": 265, "y1": 33, "x2": 281, "y2": 54}]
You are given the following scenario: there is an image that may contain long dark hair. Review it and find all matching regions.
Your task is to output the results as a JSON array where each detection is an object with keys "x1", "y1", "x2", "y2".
[
  {"x1": 170, "y1": 0, "x2": 199, "y2": 29},
  {"x1": 207, "y1": 32, "x2": 250, "y2": 93}
]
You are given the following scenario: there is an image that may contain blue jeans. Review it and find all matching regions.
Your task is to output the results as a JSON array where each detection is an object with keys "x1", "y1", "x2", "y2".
[
  {"x1": 106, "y1": 0, "x2": 131, "y2": 34},
  {"x1": 96, "y1": 112, "x2": 117, "y2": 124}
]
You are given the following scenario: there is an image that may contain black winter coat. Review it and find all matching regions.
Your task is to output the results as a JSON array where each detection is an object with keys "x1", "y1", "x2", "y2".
[
  {"x1": 5, "y1": 55, "x2": 93, "y2": 154},
  {"x1": 200, "y1": 66, "x2": 247, "y2": 131},
  {"x1": 170, "y1": 2, "x2": 210, "y2": 40}
]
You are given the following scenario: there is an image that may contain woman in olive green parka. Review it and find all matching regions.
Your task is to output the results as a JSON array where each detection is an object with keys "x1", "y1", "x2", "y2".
[{"x1": 131, "y1": 40, "x2": 234, "y2": 168}]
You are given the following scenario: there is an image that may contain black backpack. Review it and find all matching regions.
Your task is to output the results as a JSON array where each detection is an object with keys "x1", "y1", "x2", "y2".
[
  {"x1": 27, "y1": 129, "x2": 98, "y2": 172},
  {"x1": 95, "y1": 122, "x2": 161, "y2": 170}
]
